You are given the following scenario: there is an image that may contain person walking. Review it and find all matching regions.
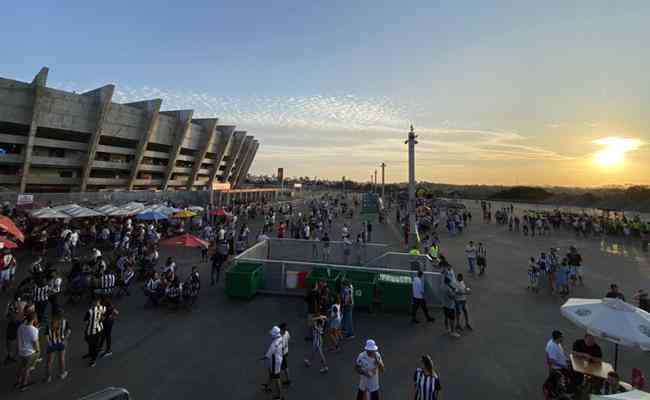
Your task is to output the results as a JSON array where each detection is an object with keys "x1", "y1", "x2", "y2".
[
  {"x1": 15, "y1": 313, "x2": 40, "y2": 391},
  {"x1": 411, "y1": 270, "x2": 434, "y2": 324},
  {"x1": 355, "y1": 339, "x2": 384, "y2": 400},
  {"x1": 441, "y1": 277, "x2": 460, "y2": 338},
  {"x1": 262, "y1": 326, "x2": 284, "y2": 400},
  {"x1": 99, "y1": 298, "x2": 118, "y2": 358},
  {"x1": 341, "y1": 280, "x2": 355, "y2": 339},
  {"x1": 454, "y1": 273, "x2": 472, "y2": 331},
  {"x1": 322, "y1": 232, "x2": 331, "y2": 262},
  {"x1": 303, "y1": 315, "x2": 328, "y2": 373},
  {"x1": 44, "y1": 311, "x2": 71, "y2": 382},
  {"x1": 279, "y1": 323, "x2": 291, "y2": 386},
  {"x1": 32, "y1": 278, "x2": 51, "y2": 329},
  {"x1": 476, "y1": 242, "x2": 487, "y2": 276},
  {"x1": 210, "y1": 238, "x2": 229, "y2": 286},
  {"x1": 83, "y1": 298, "x2": 105, "y2": 367},
  {"x1": 413, "y1": 355, "x2": 442, "y2": 400},
  {"x1": 464, "y1": 241, "x2": 477, "y2": 276}
]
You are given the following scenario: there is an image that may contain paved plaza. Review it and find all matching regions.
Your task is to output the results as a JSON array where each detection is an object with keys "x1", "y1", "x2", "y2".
[{"x1": 1, "y1": 201, "x2": 649, "y2": 399}]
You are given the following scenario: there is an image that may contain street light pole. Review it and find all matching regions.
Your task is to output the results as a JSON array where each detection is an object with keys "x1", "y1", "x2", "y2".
[
  {"x1": 380, "y1": 162, "x2": 386, "y2": 200},
  {"x1": 405, "y1": 125, "x2": 419, "y2": 248}
]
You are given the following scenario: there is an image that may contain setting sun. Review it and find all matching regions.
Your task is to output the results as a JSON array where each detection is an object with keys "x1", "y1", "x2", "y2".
[{"x1": 592, "y1": 137, "x2": 643, "y2": 167}]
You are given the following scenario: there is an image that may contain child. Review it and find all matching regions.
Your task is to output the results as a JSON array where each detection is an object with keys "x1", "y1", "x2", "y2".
[
  {"x1": 528, "y1": 257, "x2": 539, "y2": 293},
  {"x1": 304, "y1": 315, "x2": 328, "y2": 373},
  {"x1": 328, "y1": 298, "x2": 343, "y2": 352}
]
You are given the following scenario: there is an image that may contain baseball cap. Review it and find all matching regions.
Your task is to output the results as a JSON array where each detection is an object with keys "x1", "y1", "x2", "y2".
[{"x1": 270, "y1": 326, "x2": 281, "y2": 338}]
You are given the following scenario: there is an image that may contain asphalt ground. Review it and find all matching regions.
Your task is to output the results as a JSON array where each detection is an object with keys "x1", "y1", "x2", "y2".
[{"x1": 1, "y1": 199, "x2": 649, "y2": 400}]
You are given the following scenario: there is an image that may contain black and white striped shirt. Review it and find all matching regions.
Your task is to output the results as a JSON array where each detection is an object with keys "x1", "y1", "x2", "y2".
[
  {"x1": 50, "y1": 277, "x2": 63, "y2": 294},
  {"x1": 84, "y1": 305, "x2": 106, "y2": 336},
  {"x1": 33, "y1": 285, "x2": 50, "y2": 303},
  {"x1": 47, "y1": 320, "x2": 70, "y2": 346},
  {"x1": 100, "y1": 273, "x2": 116, "y2": 292},
  {"x1": 414, "y1": 368, "x2": 441, "y2": 400},
  {"x1": 166, "y1": 285, "x2": 181, "y2": 298},
  {"x1": 122, "y1": 270, "x2": 135, "y2": 285}
]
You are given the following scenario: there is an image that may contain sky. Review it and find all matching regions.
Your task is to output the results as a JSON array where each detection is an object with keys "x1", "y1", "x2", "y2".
[{"x1": 1, "y1": 1, "x2": 649, "y2": 186}]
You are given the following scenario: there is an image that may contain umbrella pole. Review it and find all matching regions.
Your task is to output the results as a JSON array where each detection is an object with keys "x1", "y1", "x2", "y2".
[{"x1": 614, "y1": 343, "x2": 618, "y2": 371}]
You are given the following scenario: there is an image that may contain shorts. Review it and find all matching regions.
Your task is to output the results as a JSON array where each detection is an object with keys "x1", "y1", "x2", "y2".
[
  {"x1": 444, "y1": 307, "x2": 456, "y2": 320},
  {"x1": 0, "y1": 269, "x2": 10, "y2": 282},
  {"x1": 281, "y1": 353, "x2": 288, "y2": 370},
  {"x1": 47, "y1": 342, "x2": 65, "y2": 353},
  {"x1": 571, "y1": 266, "x2": 581, "y2": 276},
  {"x1": 329, "y1": 319, "x2": 341, "y2": 331},
  {"x1": 19, "y1": 353, "x2": 39, "y2": 370},
  {"x1": 455, "y1": 300, "x2": 467, "y2": 314},
  {"x1": 6, "y1": 320, "x2": 19, "y2": 341}
]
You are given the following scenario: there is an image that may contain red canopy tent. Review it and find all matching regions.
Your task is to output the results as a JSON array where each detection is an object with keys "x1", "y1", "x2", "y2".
[
  {"x1": 209, "y1": 208, "x2": 228, "y2": 217},
  {"x1": 0, "y1": 238, "x2": 18, "y2": 249},
  {"x1": 159, "y1": 233, "x2": 209, "y2": 248},
  {"x1": 0, "y1": 216, "x2": 25, "y2": 242}
]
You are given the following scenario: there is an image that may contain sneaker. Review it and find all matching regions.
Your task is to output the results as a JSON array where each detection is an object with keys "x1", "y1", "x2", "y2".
[
  {"x1": 450, "y1": 332, "x2": 461, "y2": 338},
  {"x1": 44, "y1": 376, "x2": 52, "y2": 383},
  {"x1": 20, "y1": 384, "x2": 32, "y2": 392},
  {"x1": 60, "y1": 371, "x2": 69, "y2": 380},
  {"x1": 102, "y1": 351, "x2": 113, "y2": 358},
  {"x1": 320, "y1": 366, "x2": 329, "y2": 373},
  {"x1": 89, "y1": 361, "x2": 97, "y2": 368},
  {"x1": 465, "y1": 324, "x2": 473, "y2": 331},
  {"x1": 303, "y1": 358, "x2": 311, "y2": 367}
]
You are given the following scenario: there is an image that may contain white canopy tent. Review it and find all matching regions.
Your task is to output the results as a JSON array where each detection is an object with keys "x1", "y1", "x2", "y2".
[{"x1": 29, "y1": 207, "x2": 70, "y2": 219}]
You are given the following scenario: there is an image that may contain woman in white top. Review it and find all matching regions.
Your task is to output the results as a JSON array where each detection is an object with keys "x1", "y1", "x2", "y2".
[{"x1": 328, "y1": 298, "x2": 343, "y2": 352}]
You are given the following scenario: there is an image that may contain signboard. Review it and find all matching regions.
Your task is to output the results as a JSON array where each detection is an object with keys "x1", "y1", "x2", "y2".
[
  {"x1": 211, "y1": 182, "x2": 231, "y2": 191},
  {"x1": 277, "y1": 168, "x2": 284, "y2": 182},
  {"x1": 17, "y1": 194, "x2": 34, "y2": 207}
]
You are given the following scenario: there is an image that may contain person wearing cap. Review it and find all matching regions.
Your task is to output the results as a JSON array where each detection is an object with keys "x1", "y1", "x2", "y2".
[
  {"x1": 262, "y1": 326, "x2": 284, "y2": 400},
  {"x1": 413, "y1": 355, "x2": 441, "y2": 400},
  {"x1": 355, "y1": 339, "x2": 384, "y2": 400}
]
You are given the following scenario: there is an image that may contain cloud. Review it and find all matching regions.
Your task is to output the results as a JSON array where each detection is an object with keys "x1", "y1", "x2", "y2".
[{"x1": 52, "y1": 81, "x2": 574, "y2": 176}]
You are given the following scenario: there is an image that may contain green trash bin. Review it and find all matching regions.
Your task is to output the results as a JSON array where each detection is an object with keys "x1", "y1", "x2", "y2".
[
  {"x1": 306, "y1": 267, "x2": 343, "y2": 292},
  {"x1": 343, "y1": 270, "x2": 378, "y2": 309},
  {"x1": 378, "y1": 273, "x2": 413, "y2": 312},
  {"x1": 226, "y1": 262, "x2": 264, "y2": 299}
]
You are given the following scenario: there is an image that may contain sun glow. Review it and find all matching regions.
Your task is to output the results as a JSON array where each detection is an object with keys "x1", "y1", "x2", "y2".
[{"x1": 592, "y1": 137, "x2": 643, "y2": 167}]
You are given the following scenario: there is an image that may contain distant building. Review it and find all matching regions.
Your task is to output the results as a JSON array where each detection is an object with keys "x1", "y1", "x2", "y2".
[{"x1": 0, "y1": 67, "x2": 259, "y2": 193}]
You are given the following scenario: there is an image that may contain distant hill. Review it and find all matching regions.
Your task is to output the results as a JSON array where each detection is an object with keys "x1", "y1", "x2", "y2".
[{"x1": 488, "y1": 186, "x2": 554, "y2": 202}]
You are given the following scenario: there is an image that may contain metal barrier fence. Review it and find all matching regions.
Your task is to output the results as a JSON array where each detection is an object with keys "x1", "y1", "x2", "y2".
[
  {"x1": 364, "y1": 252, "x2": 436, "y2": 272},
  {"x1": 263, "y1": 238, "x2": 388, "y2": 266},
  {"x1": 235, "y1": 239, "x2": 443, "y2": 307}
]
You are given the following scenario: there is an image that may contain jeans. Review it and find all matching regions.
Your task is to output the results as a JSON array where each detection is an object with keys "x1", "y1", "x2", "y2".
[
  {"x1": 468, "y1": 258, "x2": 476, "y2": 274},
  {"x1": 341, "y1": 306, "x2": 354, "y2": 337},
  {"x1": 411, "y1": 297, "x2": 433, "y2": 321}
]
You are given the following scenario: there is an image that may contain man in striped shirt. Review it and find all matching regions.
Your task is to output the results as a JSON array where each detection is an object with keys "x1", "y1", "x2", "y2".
[
  {"x1": 413, "y1": 355, "x2": 441, "y2": 400},
  {"x1": 83, "y1": 298, "x2": 105, "y2": 367},
  {"x1": 32, "y1": 278, "x2": 51, "y2": 328},
  {"x1": 95, "y1": 270, "x2": 116, "y2": 298}
]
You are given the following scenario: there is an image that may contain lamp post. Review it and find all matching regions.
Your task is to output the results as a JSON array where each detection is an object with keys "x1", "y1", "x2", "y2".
[
  {"x1": 380, "y1": 162, "x2": 386, "y2": 200},
  {"x1": 405, "y1": 125, "x2": 419, "y2": 248}
]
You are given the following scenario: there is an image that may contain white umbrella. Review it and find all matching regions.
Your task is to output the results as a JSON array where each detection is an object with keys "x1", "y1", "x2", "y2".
[
  {"x1": 591, "y1": 390, "x2": 650, "y2": 400},
  {"x1": 561, "y1": 298, "x2": 650, "y2": 369}
]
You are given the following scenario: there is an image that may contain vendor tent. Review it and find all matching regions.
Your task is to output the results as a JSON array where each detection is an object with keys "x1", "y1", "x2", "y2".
[
  {"x1": 30, "y1": 207, "x2": 70, "y2": 219},
  {"x1": 0, "y1": 216, "x2": 24, "y2": 242}
]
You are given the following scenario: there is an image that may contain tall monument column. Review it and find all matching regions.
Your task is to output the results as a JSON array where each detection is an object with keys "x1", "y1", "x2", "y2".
[
  {"x1": 380, "y1": 162, "x2": 386, "y2": 200},
  {"x1": 406, "y1": 125, "x2": 419, "y2": 248}
]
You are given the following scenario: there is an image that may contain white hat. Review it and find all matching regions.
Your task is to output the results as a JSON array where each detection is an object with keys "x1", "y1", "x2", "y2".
[
  {"x1": 364, "y1": 339, "x2": 378, "y2": 352},
  {"x1": 270, "y1": 326, "x2": 281, "y2": 338}
]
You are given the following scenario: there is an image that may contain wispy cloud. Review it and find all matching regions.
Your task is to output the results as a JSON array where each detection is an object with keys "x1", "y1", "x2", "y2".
[{"x1": 53, "y1": 81, "x2": 574, "y2": 174}]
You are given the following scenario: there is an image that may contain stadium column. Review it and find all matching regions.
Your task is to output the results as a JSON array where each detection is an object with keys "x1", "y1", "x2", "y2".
[
  {"x1": 19, "y1": 67, "x2": 49, "y2": 193},
  {"x1": 229, "y1": 136, "x2": 254, "y2": 188},
  {"x1": 80, "y1": 85, "x2": 115, "y2": 192},
  {"x1": 161, "y1": 110, "x2": 194, "y2": 191},
  {"x1": 186, "y1": 118, "x2": 218, "y2": 190},
  {"x1": 221, "y1": 131, "x2": 246, "y2": 184},
  {"x1": 126, "y1": 99, "x2": 163, "y2": 190},
  {"x1": 207, "y1": 125, "x2": 235, "y2": 188},
  {"x1": 235, "y1": 140, "x2": 254, "y2": 186}
]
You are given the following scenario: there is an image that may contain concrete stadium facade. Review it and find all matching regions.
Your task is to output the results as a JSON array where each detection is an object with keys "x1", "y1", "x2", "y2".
[{"x1": 0, "y1": 67, "x2": 259, "y2": 193}]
